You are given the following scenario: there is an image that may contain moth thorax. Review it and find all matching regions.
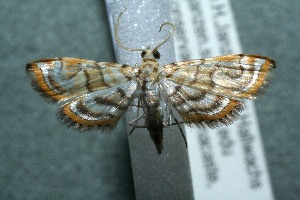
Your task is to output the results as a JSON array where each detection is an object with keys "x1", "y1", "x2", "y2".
[{"x1": 139, "y1": 61, "x2": 159, "y2": 83}]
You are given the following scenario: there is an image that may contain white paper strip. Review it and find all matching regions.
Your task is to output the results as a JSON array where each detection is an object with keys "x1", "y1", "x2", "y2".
[
  {"x1": 170, "y1": 0, "x2": 274, "y2": 199},
  {"x1": 105, "y1": 1, "x2": 194, "y2": 199}
]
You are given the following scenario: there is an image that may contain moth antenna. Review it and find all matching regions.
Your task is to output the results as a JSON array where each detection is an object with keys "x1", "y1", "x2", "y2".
[
  {"x1": 153, "y1": 22, "x2": 176, "y2": 51},
  {"x1": 114, "y1": 6, "x2": 145, "y2": 52}
]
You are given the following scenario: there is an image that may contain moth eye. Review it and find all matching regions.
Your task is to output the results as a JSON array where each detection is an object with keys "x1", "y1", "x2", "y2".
[
  {"x1": 141, "y1": 51, "x2": 146, "y2": 58},
  {"x1": 153, "y1": 50, "x2": 160, "y2": 60}
]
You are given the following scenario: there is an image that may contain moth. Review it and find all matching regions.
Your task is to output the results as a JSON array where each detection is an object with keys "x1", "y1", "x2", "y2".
[{"x1": 26, "y1": 8, "x2": 275, "y2": 154}]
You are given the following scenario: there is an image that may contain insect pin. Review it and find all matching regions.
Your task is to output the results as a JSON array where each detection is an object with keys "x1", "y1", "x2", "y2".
[{"x1": 26, "y1": 8, "x2": 275, "y2": 154}]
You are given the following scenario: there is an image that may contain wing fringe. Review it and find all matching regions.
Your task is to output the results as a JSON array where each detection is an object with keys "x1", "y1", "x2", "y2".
[
  {"x1": 184, "y1": 100, "x2": 245, "y2": 129},
  {"x1": 56, "y1": 106, "x2": 120, "y2": 133}
]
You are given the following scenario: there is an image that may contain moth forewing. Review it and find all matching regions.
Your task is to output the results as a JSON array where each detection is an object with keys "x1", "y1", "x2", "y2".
[{"x1": 160, "y1": 54, "x2": 275, "y2": 128}]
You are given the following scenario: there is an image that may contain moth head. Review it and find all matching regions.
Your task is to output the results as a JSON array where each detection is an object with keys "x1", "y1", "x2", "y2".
[{"x1": 141, "y1": 46, "x2": 161, "y2": 60}]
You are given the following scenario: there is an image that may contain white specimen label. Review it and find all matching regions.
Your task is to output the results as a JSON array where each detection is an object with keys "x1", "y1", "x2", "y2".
[{"x1": 170, "y1": 0, "x2": 274, "y2": 199}]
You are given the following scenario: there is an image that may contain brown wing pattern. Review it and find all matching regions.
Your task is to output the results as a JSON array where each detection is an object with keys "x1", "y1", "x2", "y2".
[
  {"x1": 26, "y1": 57, "x2": 137, "y2": 131},
  {"x1": 26, "y1": 57, "x2": 135, "y2": 102},
  {"x1": 58, "y1": 80, "x2": 138, "y2": 131},
  {"x1": 163, "y1": 54, "x2": 275, "y2": 99},
  {"x1": 161, "y1": 54, "x2": 275, "y2": 127},
  {"x1": 160, "y1": 79, "x2": 244, "y2": 128}
]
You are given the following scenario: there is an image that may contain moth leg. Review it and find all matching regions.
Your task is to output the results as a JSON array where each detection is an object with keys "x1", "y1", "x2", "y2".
[
  {"x1": 128, "y1": 100, "x2": 143, "y2": 136},
  {"x1": 159, "y1": 83, "x2": 187, "y2": 147},
  {"x1": 163, "y1": 114, "x2": 174, "y2": 126},
  {"x1": 174, "y1": 117, "x2": 187, "y2": 148},
  {"x1": 128, "y1": 122, "x2": 149, "y2": 135},
  {"x1": 128, "y1": 113, "x2": 145, "y2": 126},
  {"x1": 164, "y1": 121, "x2": 185, "y2": 126},
  {"x1": 168, "y1": 107, "x2": 187, "y2": 148},
  {"x1": 164, "y1": 105, "x2": 173, "y2": 126},
  {"x1": 128, "y1": 127, "x2": 136, "y2": 135},
  {"x1": 129, "y1": 124, "x2": 147, "y2": 128},
  {"x1": 136, "y1": 94, "x2": 142, "y2": 122},
  {"x1": 128, "y1": 111, "x2": 147, "y2": 135}
]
